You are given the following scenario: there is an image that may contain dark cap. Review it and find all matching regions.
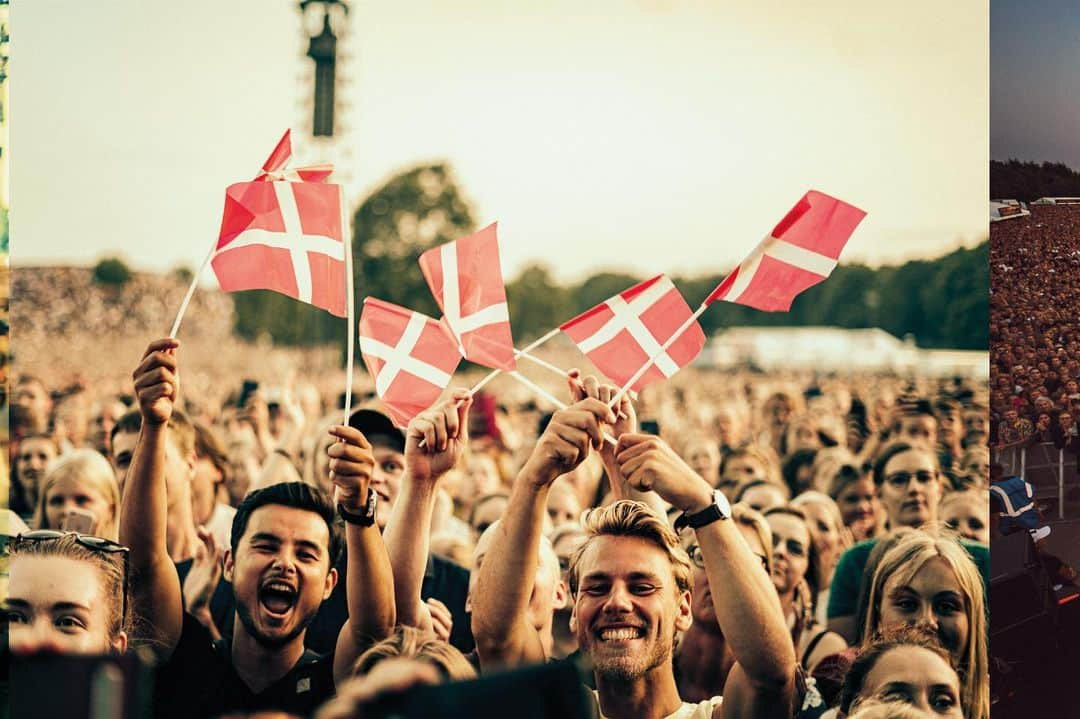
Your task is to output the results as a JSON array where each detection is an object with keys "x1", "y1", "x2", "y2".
[{"x1": 348, "y1": 408, "x2": 406, "y2": 453}]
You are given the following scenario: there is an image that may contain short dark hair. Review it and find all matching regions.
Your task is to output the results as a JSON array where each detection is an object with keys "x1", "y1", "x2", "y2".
[
  {"x1": 230, "y1": 482, "x2": 343, "y2": 568},
  {"x1": 110, "y1": 408, "x2": 195, "y2": 457}
]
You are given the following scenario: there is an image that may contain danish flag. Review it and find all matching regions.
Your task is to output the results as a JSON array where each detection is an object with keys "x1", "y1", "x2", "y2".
[
  {"x1": 705, "y1": 190, "x2": 865, "y2": 312},
  {"x1": 211, "y1": 130, "x2": 347, "y2": 317},
  {"x1": 358, "y1": 298, "x2": 463, "y2": 427},
  {"x1": 418, "y1": 222, "x2": 517, "y2": 371},
  {"x1": 560, "y1": 275, "x2": 705, "y2": 392}
]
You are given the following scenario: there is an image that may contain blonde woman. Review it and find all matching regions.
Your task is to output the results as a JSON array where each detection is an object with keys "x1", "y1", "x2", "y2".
[
  {"x1": 862, "y1": 531, "x2": 988, "y2": 719},
  {"x1": 32, "y1": 449, "x2": 121, "y2": 540}
]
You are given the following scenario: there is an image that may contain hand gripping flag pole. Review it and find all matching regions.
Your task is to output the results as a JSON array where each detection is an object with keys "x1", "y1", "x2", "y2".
[{"x1": 604, "y1": 190, "x2": 867, "y2": 411}]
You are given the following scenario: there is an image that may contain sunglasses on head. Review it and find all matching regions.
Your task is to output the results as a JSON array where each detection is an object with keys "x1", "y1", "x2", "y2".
[{"x1": 8, "y1": 530, "x2": 130, "y2": 624}]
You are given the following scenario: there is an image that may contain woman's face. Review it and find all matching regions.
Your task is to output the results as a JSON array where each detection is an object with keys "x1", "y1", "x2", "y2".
[
  {"x1": 836, "y1": 478, "x2": 879, "y2": 527},
  {"x1": 44, "y1": 476, "x2": 113, "y2": 533},
  {"x1": 878, "y1": 449, "x2": 942, "y2": 528},
  {"x1": 6, "y1": 555, "x2": 125, "y2": 656},
  {"x1": 684, "y1": 440, "x2": 720, "y2": 485},
  {"x1": 719, "y1": 455, "x2": 767, "y2": 499},
  {"x1": 941, "y1": 495, "x2": 990, "y2": 545},
  {"x1": 799, "y1": 500, "x2": 843, "y2": 568},
  {"x1": 766, "y1": 513, "x2": 810, "y2": 596},
  {"x1": 857, "y1": 645, "x2": 962, "y2": 717},
  {"x1": 879, "y1": 557, "x2": 969, "y2": 662}
]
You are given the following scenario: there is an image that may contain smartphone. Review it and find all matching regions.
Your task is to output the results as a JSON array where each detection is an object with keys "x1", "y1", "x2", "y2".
[
  {"x1": 641, "y1": 419, "x2": 661, "y2": 435},
  {"x1": 238, "y1": 379, "x2": 259, "y2": 408},
  {"x1": 61, "y1": 508, "x2": 98, "y2": 535}
]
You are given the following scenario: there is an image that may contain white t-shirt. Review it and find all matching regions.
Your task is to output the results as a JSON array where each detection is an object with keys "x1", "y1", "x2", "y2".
[{"x1": 595, "y1": 692, "x2": 723, "y2": 719}]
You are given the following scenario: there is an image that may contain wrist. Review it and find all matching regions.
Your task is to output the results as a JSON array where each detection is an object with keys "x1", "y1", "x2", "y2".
[
  {"x1": 520, "y1": 458, "x2": 558, "y2": 489},
  {"x1": 678, "y1": 482, "x2": 717, "y2": 515}
]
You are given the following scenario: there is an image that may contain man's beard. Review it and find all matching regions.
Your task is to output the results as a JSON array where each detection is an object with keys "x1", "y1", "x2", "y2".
[
  {"x1": 234, "y1": 598, "x2": 317, "y2": 649},
  {"x1": 589, "y1": 630, "x2": 673, "y2": 683}
]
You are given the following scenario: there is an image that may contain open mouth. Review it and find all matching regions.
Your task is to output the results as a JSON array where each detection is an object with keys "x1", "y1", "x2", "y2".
[
  {"x1": 902, "y1": 500, "x2": 926, "y2": 512},
  {"x1": 259, "y1": 580, "x2": 298, "y2": 617},
  {"x1": 596, "y1": 626, "x2": 645, "y2": 642}
]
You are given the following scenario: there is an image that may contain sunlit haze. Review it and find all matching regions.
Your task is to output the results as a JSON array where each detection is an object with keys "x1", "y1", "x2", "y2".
[{"x1": 12, "y1": 1, "x2": 987, "y2": 285}]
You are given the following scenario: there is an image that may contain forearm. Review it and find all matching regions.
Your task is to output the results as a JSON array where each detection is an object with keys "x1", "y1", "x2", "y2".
[
  {"x1": 698, "y1": 519, "x2": 795, "y2": 688},
  {"x1": 345, "y1": 521, "x2": 396, "y2": 642},
  {"x1": 118, "y1": 424, "x2": 183, "y2": 656},
  {"x1": 383, "y1": 477, "x2": 438, "y2": 627},
  {"x1": 472, "y1": 463, "x2": 550, "y2": 661}
]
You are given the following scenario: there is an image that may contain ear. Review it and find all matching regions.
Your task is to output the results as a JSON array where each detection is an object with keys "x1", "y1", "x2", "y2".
[
  {"x1": 568, "y1": 602, "x2": 578, "y2": 633},
  {"x1": 223, "y1": 548, "x2": 235, "y2": 584},
  {"x1": 552, "y1": 578, "x2": 568, "y2": 612},
  {"x1": 323, "y1": 567, "x2": 338, "y2": 600},
  {"x1": 111, "y1": 631, "x2": 129, "y2": 655},
  {"x1": 674, "y1": 589, "x2": 693, "y2": 633},
  {"x1": 464, "y1": 590, "x2": 473, "y2": 615}
]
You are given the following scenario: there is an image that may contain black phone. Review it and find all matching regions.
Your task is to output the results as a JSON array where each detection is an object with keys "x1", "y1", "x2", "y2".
[
  {"x1": 238, "y1": 379, "x2": 259, "y2": 408},
  {"x1": 365, "y1": 659, "x2": 594, "y2": 719},
  {"x1": 10, "y1": 652, "x2": 154, "y2": 718},
  {"x1": 641, "y1": 419, "x2": 661, "y2": 435}
]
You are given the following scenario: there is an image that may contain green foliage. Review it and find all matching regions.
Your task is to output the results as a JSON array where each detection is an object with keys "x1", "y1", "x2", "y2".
[
  {"x1": 507, "y1": 264, "x2": 574, "y2": 341},
  {"x1": 92, "y1": 257, "x2": 132, "y2": 286},
  {"x1": 171, "y1": 265, "x2": 194, "y2": 284},
  {"x1": 991, "y1": 159, "x2": 1080, "y2": 202}
]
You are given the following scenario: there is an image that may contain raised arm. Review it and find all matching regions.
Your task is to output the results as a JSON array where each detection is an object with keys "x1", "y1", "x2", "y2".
[
  {"x1": 329, "y1": 424, "x2": 397, "y2": 685},
  {"x1": 472, "y1": 398, "x2": 616, "y2": 670},
  {"x1": 383, "y1": 391, "x2": 472, "y2": 633},
  {"x1": 615, "y1": 434, "x2": 796, "y2": 719},
  {"x1": 119, "y1": 338, "x2": 185, "y2": 662}
]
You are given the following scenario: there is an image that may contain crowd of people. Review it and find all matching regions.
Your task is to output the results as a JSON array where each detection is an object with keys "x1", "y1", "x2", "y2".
[
  {"x1": 5, "y1": 327, "x2": 991, "y2": 717},
  {"x1": 990, "y1": 205, "x2": 1080, "y2": 464}
]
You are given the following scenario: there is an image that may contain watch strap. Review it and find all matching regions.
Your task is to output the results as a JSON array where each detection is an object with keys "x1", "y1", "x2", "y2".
[{"x1": 337, "y1": 487, "x2": 377, "y2": 526}]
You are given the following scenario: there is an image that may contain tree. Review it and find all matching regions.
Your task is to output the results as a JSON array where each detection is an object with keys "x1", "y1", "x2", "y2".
[
  {"x1": 507, "y1": 263, "x2": 573, "y2": 340},
  {"x1": 92, "y1": 257, "x2": 132, "y2": 286}
]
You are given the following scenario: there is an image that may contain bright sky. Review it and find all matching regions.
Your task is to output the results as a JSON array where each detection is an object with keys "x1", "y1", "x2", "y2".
[
  {"x1": 991, "y1": 0, "x2": 1080, "y2": 168},
  {"x1": 12, "y1": 1, "x2": 987, "y2": 285}
]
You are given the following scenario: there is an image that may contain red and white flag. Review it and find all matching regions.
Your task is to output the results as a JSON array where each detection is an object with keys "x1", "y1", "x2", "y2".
[
  {"x1": 560, "y1": 275, "x2": 705, "y2": 392},
  {"x1": 418, "y1": 222, "x2": 517, "y2": 371},
  {"x1": 211, "y1": 130, "x2": 347, "y2": 317},
  {"x1": 705, "y1": 190, "x2": 866, "y2": 312},
  {"x1": 358, "y1": 297, "x2": 463, "y2": 427}
]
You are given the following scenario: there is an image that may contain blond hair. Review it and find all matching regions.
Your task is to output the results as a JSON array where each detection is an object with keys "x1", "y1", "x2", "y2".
[
  {"x1": 568, "y1": 500, "x2": 691, "y2": 596},
  {"x1": 352, "y1": 625, "x2": 477, "y2": 681},
  {"x1": 33, "y1": 449, "x2": 121, "y2": 540},
  {"x1": 863, "y1": 532, "x2": 988, "y2": 719},
  {"x1": 731, "y1": 502, "x2": 774, "y2": 575}
]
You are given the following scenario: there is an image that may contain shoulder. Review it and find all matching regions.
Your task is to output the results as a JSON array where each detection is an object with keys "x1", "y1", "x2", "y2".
[{"x1": 835, "y1": 540, "x2": 876, "y2": 574}]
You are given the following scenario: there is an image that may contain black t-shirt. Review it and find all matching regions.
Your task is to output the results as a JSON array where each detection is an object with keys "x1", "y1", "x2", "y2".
[
  {"x1": 153, "y1": 613, "x2": 335, "y2": 719},
  {"x1": 181, "y1": 552, "x2": 475, "y2": 655}
]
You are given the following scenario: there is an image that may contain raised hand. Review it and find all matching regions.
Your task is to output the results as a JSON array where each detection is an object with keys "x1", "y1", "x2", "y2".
[
  {"x1": 614, "y1": 433, "x2": 713, "y2": 514},
  {"x1": 132, "y1": 338, "x2": 180, "y2": 425},
  {"x1": 326, "y1": 425, "x2": 375, "y2": 511},
  {"x1": 405, "y1": 390, "x2": 473, "y2": 482},
  {"x1": 183, "y1": 526, "x2": 223, "y2": 633},
  {"x1": 522, "y1": 398, "x2": 617, "y2": 487},
  {"x1": 567, "y1": 369, "x2": 636, "y2": 457},
  {"x1": 426, "y1": 597, "x2": 453, "y2": 643}
]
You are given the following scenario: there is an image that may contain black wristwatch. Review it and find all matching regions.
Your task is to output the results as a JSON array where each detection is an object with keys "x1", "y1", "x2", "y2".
[
  {"x1": 337, "y1": 488, "x2": 378, "y2": 527},
  {"x1": 674, "y1": 490, "x2": 732, "y2": 532}
]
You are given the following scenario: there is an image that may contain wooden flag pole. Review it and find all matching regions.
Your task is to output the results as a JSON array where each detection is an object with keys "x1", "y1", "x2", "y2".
[
  {"x1": 169, "y1": 244, "x2": 218, "y2": 338},
  {"x1": 468, "y1": 327, "x2": 562, "y2": 394}
]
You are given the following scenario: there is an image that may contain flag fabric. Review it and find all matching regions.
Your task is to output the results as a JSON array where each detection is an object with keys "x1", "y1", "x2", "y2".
[
  {"x1": 211, "y1": 130, "x2": 347, "y2": 317},
  {"x1": 358, "y1": 297, "x2": 463, "y2": 426},
  {"x1": 560, "y1": 275, "x2": 705, "y2": 392},
  {"x1": 705, "y1": 190, "x2": 866, "y2": 312},
  {"x1": 418, "y1": 222, "x2": 517, "y2": 371}
]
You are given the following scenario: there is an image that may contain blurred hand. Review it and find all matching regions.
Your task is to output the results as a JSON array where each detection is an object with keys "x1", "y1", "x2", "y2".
[
  {"x1": 132, "y1": 338, "x2": 180, "y2": 425},
  {"x1": 405, "y1": 390, "x2": 473, "y2": 482},
  {"x1": 184, "y1": 526, "x2": 224, "y2": 618},
  {"x1": 327, "y1": 425, "x2": 375, "y2": 512},
  {"x1": 426, "y1": 597, "x2": 453, "y2": 643},
  {"x1": 315, "y1": 658, "x2": 441, "y2": 719}
]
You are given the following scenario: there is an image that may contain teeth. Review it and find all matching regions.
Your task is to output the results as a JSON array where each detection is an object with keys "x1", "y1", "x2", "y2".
[
  {"x1": 600, "y1": 628, "x2": 640, "y2": 641},
  {"x1": 265, "y1": 582, "x2": 294, "y2": 593}
]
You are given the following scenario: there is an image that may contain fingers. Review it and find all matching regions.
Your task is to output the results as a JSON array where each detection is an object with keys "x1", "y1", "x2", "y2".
[
  {"x1": 615, "y1": 432, "x2": 658, "y2": 458},
  {"x1": 426, "y1": 597, "x2": 453, "y2": 640},
  {"x1": 328, "y1": 424, "x2": 373, "y2": 450},
  {"x1": 142, "y1": 337, "x2": 180, "y2": 359}
]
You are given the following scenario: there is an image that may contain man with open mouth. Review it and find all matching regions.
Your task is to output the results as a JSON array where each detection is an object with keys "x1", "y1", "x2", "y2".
[
  {"x1": 120, "y1": 337, "x2": 396, "y2": 718},
  {"x1": 473, "y1": 377, "x2": 801, "y2": 719}
]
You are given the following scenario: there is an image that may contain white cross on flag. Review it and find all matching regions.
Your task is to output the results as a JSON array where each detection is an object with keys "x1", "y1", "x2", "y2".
[
  {"x1": 211, "y1": 130, "x2": 347, "y2": 317},
  {"x1": 418, "y1": 222, "x2": 517, "y2": 372},
  {"x1": 358, "y1": 297, "x2": 463, "y2": 427},
  {"x1": 705, "y1": 190, "x2": 866, "y2": 312},
  {"x1": 560, "y1": 275, "x2": 705, "y2": 393}
]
